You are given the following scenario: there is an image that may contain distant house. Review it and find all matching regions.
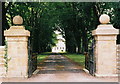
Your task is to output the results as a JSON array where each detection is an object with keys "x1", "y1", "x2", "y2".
[{"x1": 52, "y1": 31, "x2": 66, "y2": 53}]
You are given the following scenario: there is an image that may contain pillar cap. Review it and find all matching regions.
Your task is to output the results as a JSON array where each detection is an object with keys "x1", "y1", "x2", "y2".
[
  {"x1": 4, "y1": 16, "x2": 30, "y2": 37},
  {"x1": 99, "y1": 14, "x2": 110, "y2": 24},
  {"x1": 92, "y1": 14, "x2": 119, "y2": 36},
  {"x1": 4, "y1": 26, "x2": 30, "y2": 37},
  {"x1": 13, "y1": 16, "x2": 23, "y2": 25},
  {"x1": 92, "y1": 25, "x2": 119, "y2": 36}
]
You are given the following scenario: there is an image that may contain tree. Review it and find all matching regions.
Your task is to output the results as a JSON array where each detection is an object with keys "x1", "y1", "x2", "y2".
[{"x1": 3, "y1": 2, "x2": 120, "y2": 54}]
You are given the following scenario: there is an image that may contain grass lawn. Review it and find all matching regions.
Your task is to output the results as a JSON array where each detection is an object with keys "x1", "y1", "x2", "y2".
[{"x1": 64, "y1": 53, "x2": 85, "y2": 68}]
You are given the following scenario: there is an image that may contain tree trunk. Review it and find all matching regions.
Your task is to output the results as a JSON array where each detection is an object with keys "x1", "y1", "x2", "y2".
[{"x1": 82, "y1": 29, "x2": 88, "y2": 53}]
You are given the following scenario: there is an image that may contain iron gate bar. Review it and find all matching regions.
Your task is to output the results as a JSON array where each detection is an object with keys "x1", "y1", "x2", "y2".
[
  {"x1": 28, "y1": 37, "x2": 37, "y2": 77},
  {"x1": 85, "y1": 37, "x2": 96, "y2": 76}
]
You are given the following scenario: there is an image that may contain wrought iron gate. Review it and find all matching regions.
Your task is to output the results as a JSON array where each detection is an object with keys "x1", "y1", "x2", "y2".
[
  {"x1": 28, "y1": 38, "x2": 37, "y2": 77},
  {"x1": 85, "y1": 37, "x2": 96, "y2": 75}
]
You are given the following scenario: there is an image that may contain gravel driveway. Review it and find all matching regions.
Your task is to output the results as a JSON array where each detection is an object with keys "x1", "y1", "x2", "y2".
[{"x1": 1, "y1": 55, "x2": 118, "y2": 82}]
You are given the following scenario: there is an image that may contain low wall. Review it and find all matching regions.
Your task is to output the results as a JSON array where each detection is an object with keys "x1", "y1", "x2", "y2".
[
  {"x1": 0, "y1": 46, "x2": 6, "y2": 77},
  {"x1": 117, "y1": 45, "x2": 120, "y2": 75}
]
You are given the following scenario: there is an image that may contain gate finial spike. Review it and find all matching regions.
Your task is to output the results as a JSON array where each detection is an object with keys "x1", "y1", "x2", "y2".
[
  {"x1": 99, "y1": 14, "x2": 110, "y2": 24},
  {"x1": 13, "y1": 15, "x2": 23, "y2": 25}
]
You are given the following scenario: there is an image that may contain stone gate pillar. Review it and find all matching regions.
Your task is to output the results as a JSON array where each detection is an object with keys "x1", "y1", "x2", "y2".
[
  {"x1": 92, "y1": 14, "x2": 119, "y2": 77},
  {"x1": 4, "y1": 16, "x2": 30, "y2": 78}
]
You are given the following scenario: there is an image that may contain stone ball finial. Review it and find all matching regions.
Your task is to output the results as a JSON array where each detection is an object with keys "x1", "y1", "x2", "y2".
[
  {"x1": 99, "y1": 14, "x2": 110, "y2": 24},
  {"x1": 13, "y1": 15, "x2": 23, "y2": 25}
]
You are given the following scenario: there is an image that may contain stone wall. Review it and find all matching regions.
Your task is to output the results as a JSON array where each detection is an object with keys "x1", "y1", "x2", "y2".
[
  {"x1": 117, "y1": 45, "x2": 120, "y2": 74},
  {"x1": 0, "y1": 46, "x2": 6, "y2": 77}
]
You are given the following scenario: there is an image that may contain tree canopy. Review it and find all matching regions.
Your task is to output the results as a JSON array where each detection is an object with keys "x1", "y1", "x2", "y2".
[{"x1": 2, "y1": 2, "x2": 120, "y2": 54}]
